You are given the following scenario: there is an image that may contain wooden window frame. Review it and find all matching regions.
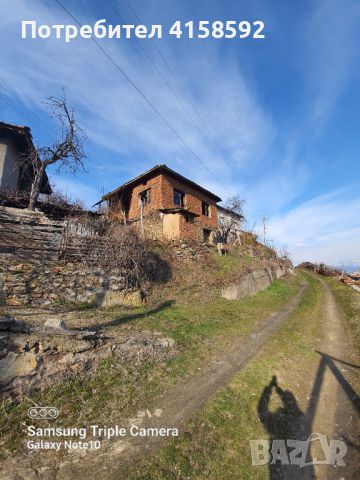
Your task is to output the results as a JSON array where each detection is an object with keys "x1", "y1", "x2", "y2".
[
  {"x1": 202, "y1": 201, "x2": 210, "y2": 217},
  {"x1": 139, "y1": 187, "x2": 151, "y2": 206},
  {"x1": 173, "y1": 188, "x2": 185, "y2": 207}
]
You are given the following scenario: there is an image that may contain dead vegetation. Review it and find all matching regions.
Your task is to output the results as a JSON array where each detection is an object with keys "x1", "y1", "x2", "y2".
[
  {"x1": 148, "y1": 239, "x2": 288, "y2": 307},
  {"x1": 0, "y1": 187, "x2": 89, "y2": 220},
  {"x1": 218, "y1": 195, "x2": 245, "y2": 243},
  {"x1": 21, "y1": 92, "x2": 87, "y2": 210},
  {"x1": 67, "y1": 221, "x2": 172, "y2": 292}
]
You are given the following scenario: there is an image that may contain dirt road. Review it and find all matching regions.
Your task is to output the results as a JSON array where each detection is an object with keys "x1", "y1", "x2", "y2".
[
  {"x1": 309, "y1": 279, "x2": 360, "y2": 479},
  {"x1": 3, "y1": 277, "x2": 359, "y2": 479},
  {"x1": 26, "y1": 285, "x2": 308, "y2": 479}
]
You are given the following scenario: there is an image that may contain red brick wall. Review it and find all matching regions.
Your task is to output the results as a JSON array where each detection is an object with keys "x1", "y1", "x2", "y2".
[
  {"x1": 108, "y1": 172, "x2": 218, "y2": 241},
  {"x1": 127, "y1": 174, "x2": 164, "y2": 219},
  {"x1": 108, "y1": 174, "x2": 164, "y2": 221},
  {"x1": 161, "y1": 173, "x2": 218, "y2": 236}
]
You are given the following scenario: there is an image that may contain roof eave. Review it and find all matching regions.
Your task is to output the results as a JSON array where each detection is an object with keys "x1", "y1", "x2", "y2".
[{"x1": 102, "y1": 164, "x2": 222, "y2": 203}]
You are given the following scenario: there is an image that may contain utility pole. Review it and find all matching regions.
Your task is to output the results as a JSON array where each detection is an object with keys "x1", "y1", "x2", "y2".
[{"x1": 262, "y1": 217, "x2": 267, "y2": 245}]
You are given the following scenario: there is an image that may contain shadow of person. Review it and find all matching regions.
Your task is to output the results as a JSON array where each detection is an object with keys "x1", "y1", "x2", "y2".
[
  {"x1": 82, "y1": 299, "x2": 175, "y2": 331},
  {"x1": 257, "y1": 376, "x2": 315, "y2": 479}
]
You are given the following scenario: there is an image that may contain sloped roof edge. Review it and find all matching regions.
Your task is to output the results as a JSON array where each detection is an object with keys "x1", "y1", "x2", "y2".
[{"x1": 102, "y1": 164, "x2": 222, "y2": 202}]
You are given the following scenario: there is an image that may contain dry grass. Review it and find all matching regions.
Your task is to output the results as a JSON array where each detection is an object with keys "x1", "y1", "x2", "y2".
[
  {"x1": 128, "y1": 272, "x2": 323, "y2": 479},
  {"x1": 0, "y1": 272, "x2": 301, "y2": 459}
]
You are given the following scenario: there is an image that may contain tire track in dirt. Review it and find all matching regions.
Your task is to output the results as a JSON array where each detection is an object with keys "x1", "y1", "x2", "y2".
[
  {"x1": 309, "y1": 279, "x2": 360, "y2": 480},
  {"x1": 47, "y1": 283, "x2": 307, "y2": 479}
]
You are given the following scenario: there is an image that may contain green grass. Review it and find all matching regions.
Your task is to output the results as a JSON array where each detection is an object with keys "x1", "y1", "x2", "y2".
[
  {"x1": 210, "y1": 250, "x2": 256, "y2": 280},
  {"x1": 1, "y1": 273, "x2": 302, "y2": 457},
  {"x1": 128, "y1": 272, "x2": 324, "y2": 479}
]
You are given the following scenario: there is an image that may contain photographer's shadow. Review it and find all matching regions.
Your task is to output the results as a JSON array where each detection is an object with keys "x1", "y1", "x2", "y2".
[{"x1": 258, "y1": 376, "x2": 314, "y2": 479}]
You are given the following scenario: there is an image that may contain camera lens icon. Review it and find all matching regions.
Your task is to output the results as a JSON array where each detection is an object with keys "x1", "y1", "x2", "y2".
[
  {"x1": 28, "y1": 408, "x2": 38, "y2": 418},
  {"x1": 27, "y1": 406, "x2": 59, "y2": 420},
  {"x1": 48, "y1": 408, "x2": 58, "y2": 418}
]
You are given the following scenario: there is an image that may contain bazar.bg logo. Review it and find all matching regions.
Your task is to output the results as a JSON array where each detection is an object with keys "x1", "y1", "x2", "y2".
[
  {"x1": 250, "y1": 433, "x2": 347, "y2": 467},
  {"x1": 28, "y1": 407, "x2": 59, "y2": 420}
]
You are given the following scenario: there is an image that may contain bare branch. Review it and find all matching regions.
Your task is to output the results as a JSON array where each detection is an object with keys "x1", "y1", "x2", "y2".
[
  {"x1": 24, "y1": 90, "x2": 87, "y2": 210},
  {"x1": 65, "y1": 222, "x2": 167, "y2": 293},
  {"x1": 218, "y1": 195, "x2": 246, "y2": 243}
]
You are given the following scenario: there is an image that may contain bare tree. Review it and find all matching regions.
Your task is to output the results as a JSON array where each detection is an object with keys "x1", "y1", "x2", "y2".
[
  {"x1": 278, "y1": 244, "x2": 291, "y2": 261},
  {"x1": 24, "y1": 92, "x2": 86, "y2": 210},
  {"x1": 218, "y1": 195, "x2": 246, "y2": 244}
]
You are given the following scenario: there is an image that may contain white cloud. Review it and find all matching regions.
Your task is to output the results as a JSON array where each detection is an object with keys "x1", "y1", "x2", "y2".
[
  {"x1": 300, "y1": 0, "x2": 360, "y2": 128},
  {"x1": 267, "y1": 187, "x2": 360, "y2": 264},
  {"x1": 1, "y1": 0, "x2": 358, "y2": 266},
  {"x1": 0, "y1": 0, "x2": 275, "y2": 195},
  {"x1": 243, "y1": 162, "x2": 311, "y2": 217},
  {"x1": 50, "y1": 176, "x2": 101, "y2": 208}
]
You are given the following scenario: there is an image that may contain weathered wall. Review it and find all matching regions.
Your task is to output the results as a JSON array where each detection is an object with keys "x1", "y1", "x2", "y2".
[
  {"x1": 108, "y1": 173, "x2": 164, "y2": 222},
  {"x1": 108, "y1": 172, "x2": 219, "y2": 242},
  {"x1": 0, "y1": 207, "x2": 143, "y2": 307},
  {"x1": 0, "y1": 257, "x2": 142, "y2": 307},
  {"x1": 0, "y1": 207, "x2": 63, "y2": 262},
  {"x1": 0, "y1": 143, "x2": 6, "y2": 186},
  {"x1": 127, "y1": 173, "x2": 164, "y2": 220},
  {"x1": 0, "y1": 140, "x2": 19, "y2": 192},
  {"x1": 161, "y1": 173, "x2": 218, "y2": 238},
  {"x1": 169, "y1": 239, "x2": 210, "y2": 261},
  {"x1": 221, "y1": 264, "x2": 288, "y2": 300},
  {"x1": 0, "y1": 207, "x2": 212, "y2": 307},
  {"x1": 130, "y1": 209, "x2": 164, "y2": 240}
]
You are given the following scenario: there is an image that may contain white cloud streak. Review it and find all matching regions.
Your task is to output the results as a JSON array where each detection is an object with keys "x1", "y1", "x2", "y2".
[
  {"x1": 0, "y1": 0, "x2": 358, "y2": 264},
  {"x1": 300, "y1": 0, "x2": 360, "y2": 128},
  {"x1": 268, "y1": 187, "x2": 360, "y2": 264},
  {"x1": 0, "y1": 0, "x2": 275, "y2": 195}
]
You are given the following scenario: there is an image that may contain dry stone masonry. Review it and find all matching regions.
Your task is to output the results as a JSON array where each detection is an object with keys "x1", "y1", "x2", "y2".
[
  {"x1": 0, "y1": 257, "x2": 141, "y2": 307},
  {"x1": 221, "y1": 263, "x2": 289, "y2": 300}
]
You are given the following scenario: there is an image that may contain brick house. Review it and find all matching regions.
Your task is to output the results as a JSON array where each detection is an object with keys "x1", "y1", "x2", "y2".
[{"x1": 101, "y1": 164, "x2": 221, "y2": 242}]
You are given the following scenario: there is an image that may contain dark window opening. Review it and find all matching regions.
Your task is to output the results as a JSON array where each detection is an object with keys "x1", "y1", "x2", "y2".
[
  {"x1": 203, "y1": 229, "x2": 211, "y2": 243},
  {"x1": 139, "y1": 188, "x2": 151, "y2": 206},
  {"x1": 123, "y1": 197, "x2": 130, "y2": 211},
  {"x1": 121, "y1": 196, "x2": 130, "y2": 215},
  {"x1": 202, "y1": 202, "x2": 210, "y2": 216},
  {"x1": 173, "y1": 189, "x2": 185, "y2": 207}
]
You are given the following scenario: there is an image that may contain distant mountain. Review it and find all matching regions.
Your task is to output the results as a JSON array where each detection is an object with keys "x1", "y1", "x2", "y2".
[{"x1": 331, "y1": 263, "x2": 360, "y2": 274}]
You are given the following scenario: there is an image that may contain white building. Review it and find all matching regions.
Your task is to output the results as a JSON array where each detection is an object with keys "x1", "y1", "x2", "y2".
[{"x1": 217, "y1": 205, "x2": 243, "y2": 243}]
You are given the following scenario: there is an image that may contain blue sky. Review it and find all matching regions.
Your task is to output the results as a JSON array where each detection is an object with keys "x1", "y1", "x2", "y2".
[{"x1": 0, "y1": 0, "x2": 359, "y2": 265}]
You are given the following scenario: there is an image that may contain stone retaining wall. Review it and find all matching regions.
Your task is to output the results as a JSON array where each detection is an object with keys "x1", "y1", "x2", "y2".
[
  {"x1": 221, "y1": 264, "x2": 289, "y2": 300},
  {"x1": 0, "y1": 258, "x2": 142, "y2": 307},
  {"x1": 169, "y1": 239, "x2": 210, "y2": 261}
]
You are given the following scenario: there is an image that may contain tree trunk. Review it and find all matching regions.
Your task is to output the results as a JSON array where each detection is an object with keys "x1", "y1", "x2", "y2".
[{"x1": 28, "y1": 165, "x2": 45, "y2": 210}]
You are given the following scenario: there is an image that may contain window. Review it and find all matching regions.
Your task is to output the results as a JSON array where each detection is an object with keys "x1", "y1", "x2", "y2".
[
  {"x1": 173, "y1": 189, "x2": 185, "y2": 207},
  {"x1": 202, "y1": 202, "x2": 210, "y2": 217},
  {"x1": 139, "y1": 188, "x2": 151, "y2": 205}
]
